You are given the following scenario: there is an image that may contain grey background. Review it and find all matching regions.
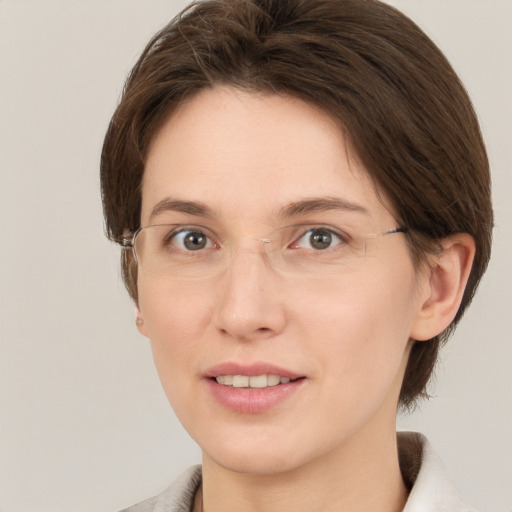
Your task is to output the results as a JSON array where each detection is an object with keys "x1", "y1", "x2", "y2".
[{"x1": 0, "y1": 1, "x2": 510, "y2": 511}]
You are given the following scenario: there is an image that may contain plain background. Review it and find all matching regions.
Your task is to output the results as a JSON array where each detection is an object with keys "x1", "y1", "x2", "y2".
[{"x1": 0, "y1": 1, "x2": 510, "y2": 511}]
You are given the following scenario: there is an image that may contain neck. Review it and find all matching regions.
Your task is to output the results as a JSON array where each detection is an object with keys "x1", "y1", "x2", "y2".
[{"x1": 198, "y1": 427, "x2": 408, "y2": 512}]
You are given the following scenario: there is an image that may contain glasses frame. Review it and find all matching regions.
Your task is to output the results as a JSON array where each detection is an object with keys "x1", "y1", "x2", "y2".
[{"x1": 120, "y1": 224, "x2": 407, "y2": 270}]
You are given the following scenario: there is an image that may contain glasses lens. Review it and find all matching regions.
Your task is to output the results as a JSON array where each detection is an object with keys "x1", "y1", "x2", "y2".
[
  {"x1": 134, "y1": 224, "x2": 221, "y2": 279},
  {"x1": 267, "y1": 225, "x2": 366, "y2": 277}
]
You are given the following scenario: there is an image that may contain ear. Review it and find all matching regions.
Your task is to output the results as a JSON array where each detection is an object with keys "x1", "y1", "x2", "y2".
[
  {"x1": 135, "y1": 307, "x2": 148, "y2": 337},
  {"x1": 410, "y1": 234, "x2": 475, "y2": 341}
]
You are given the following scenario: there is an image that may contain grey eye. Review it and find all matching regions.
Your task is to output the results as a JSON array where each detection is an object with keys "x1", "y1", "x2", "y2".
[
  {"x1": 173, "y1": 230, "x2": 212, "y2": 251},
  {"x1": 309, "y1": 229, "x2": 333, "y2": 250},
  {"x1": 295, "y1": 228, "x2": 343, "y2": 251}
]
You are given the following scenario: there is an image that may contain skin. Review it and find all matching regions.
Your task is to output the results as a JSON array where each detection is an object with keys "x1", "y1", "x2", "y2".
[{"x1": 135, "y1": 86, "x2": 475, "y2": 512}]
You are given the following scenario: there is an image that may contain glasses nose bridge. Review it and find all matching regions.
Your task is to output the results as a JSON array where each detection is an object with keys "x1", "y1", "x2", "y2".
[
  {"x1": 225, "y1": 232, "x2": 279, "y2": 270},
  {"x1": 248, "y1": 234, "x2": 274, "y2": 251}
]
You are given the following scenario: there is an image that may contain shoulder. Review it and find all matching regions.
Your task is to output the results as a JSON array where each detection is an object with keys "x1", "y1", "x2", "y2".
[
  {"x1": 119, "y1": 465, "x2": 202, "y2": 512},
  {"x1": 399, "y1": 432, "x2": 479, "y2": 512}
]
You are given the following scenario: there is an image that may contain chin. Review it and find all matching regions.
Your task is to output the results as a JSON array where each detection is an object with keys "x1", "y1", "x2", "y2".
[
  {"x1": 199, "y1": 422, "x2": 338, "y2": 478},
  {"x1": 208, "y1": 447, "x2": 300, "y2": 476}
]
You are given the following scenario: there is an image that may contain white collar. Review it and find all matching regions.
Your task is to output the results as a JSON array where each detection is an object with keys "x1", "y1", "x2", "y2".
[{"x1": 399, "y1": 432, "x2": 475, "y2": 511}]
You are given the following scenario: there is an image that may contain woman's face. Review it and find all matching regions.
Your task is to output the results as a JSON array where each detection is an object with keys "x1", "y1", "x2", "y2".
[{"x1": 137, "y1": 86, "x2": 429, "y2": 475}]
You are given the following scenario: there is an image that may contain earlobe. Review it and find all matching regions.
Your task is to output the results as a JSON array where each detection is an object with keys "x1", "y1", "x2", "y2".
[
  {"x1": 135, "y1": 308, "x2": 148, "y2": 337},
  {"x1": 410, "y1": 234, "x2": 475, "y2": 341}
]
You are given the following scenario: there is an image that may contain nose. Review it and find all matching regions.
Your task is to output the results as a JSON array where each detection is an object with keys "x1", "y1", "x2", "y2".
[{"x1": 213, "y1": 245, "x2": 287, "y2": 342}]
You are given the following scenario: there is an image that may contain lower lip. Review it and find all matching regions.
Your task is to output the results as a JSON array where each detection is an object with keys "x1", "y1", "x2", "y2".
[{"x1": 205, "y1": 378, "x2": 305, "y2": 414}]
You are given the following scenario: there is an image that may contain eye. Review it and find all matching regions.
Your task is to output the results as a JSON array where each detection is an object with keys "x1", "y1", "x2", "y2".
[
  {"x1": 293, "y1": 227, "x2": 345, "y2": 251},
  {"x1": 168, "y1": 228, "x2": 213, "y2": 251}
]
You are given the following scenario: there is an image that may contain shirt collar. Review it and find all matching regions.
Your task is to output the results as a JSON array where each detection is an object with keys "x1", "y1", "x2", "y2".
[{"x1": 399, "y1": 431, "x2": 474, "y2": 512}]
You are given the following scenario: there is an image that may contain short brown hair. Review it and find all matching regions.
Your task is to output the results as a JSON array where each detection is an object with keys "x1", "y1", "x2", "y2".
[{"x1": 101, "y1": 0, "x2": 493, "y2": 408}]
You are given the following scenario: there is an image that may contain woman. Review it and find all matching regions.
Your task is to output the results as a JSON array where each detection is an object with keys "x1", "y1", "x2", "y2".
[{"x1": 101, "y1": 0, "x2": 493, "y2": 510}]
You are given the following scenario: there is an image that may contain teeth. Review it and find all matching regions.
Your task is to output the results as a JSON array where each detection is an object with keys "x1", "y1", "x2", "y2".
[
  {"x1": 233, "y1": 375, "x2": 249, "y2": 388},
  {"x1": 267, "y1": 375, "x2": 281, "y2": 386},
  {"x1": 215, "y1": 374, "x2": 293, "y2": 388},
  {"x1": 222, "y1": 375, "x2": 234, "y2": 385},
  {"x1": 249, "y1": 375, "x2": 267, "y2": 388}
]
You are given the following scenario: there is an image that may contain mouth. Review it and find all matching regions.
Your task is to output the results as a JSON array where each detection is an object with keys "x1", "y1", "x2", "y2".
[
  {"x1": 214, "y1": 374, "x2": 301, "y2": 388},
  {"x1": 204, "y1": 363, "x2": 306, "y2": 413}
]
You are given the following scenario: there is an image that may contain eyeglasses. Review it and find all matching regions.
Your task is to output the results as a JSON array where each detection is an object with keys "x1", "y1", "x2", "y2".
[{"x1": 121, "y1": 223, "x2": 406, "y2": 280}]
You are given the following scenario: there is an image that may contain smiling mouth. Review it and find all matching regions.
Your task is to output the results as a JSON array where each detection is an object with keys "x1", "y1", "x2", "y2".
[{"x1": 214, "y1": 375, "x2": 303, "y2": 389}]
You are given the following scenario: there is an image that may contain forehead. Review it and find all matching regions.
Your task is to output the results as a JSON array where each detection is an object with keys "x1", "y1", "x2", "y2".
[{"x1": 142, "y1": 86, "x2": 393, "y2": 226}]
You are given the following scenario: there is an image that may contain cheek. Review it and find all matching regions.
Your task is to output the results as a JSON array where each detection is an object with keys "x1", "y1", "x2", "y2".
[
  {"x1": 139, "y1": 276, "x2": 212, "y2": 337},
  {"x1": 137, "y1": 277, "x2": 213, "y2": 386},
  {"x1": 137, "y1": 281, "x2": 217, "y2": 436},
  {"x1": 297, "y1": 261, "x2": 418, "y2": 337},
  {"x1": 294, "y1": 262, "x2": 420, "y2": 394}
]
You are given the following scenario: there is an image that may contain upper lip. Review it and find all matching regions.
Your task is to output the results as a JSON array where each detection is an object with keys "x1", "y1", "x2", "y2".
[{"x1": 204, "y1": 362, "x2": 303, "y2": 380}]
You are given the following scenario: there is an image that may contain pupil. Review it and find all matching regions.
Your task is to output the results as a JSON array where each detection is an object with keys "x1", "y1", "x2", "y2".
[
  {"x1": 310, "y1": 230, "x2": 331, "y2": 250},
  {"x1": 184, "y1": 232, "x2": 206, "y2": 250}
]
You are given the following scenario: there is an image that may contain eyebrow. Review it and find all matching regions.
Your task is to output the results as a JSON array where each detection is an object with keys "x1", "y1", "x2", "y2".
[
  {"x1": 279, "y1": 197, "x2": 369, "y2": 219},
  {"x1": 148, "y1": 196, "x2": 369, "y2": 223},
  {"x1": 149, "y1": 198, "x2": 215, "y2": 222}
]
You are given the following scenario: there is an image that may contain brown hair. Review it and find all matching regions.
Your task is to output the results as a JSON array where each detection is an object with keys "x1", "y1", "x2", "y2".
[{"x1": 101, "y1": 0, "x2": 493, "y2": 408}]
